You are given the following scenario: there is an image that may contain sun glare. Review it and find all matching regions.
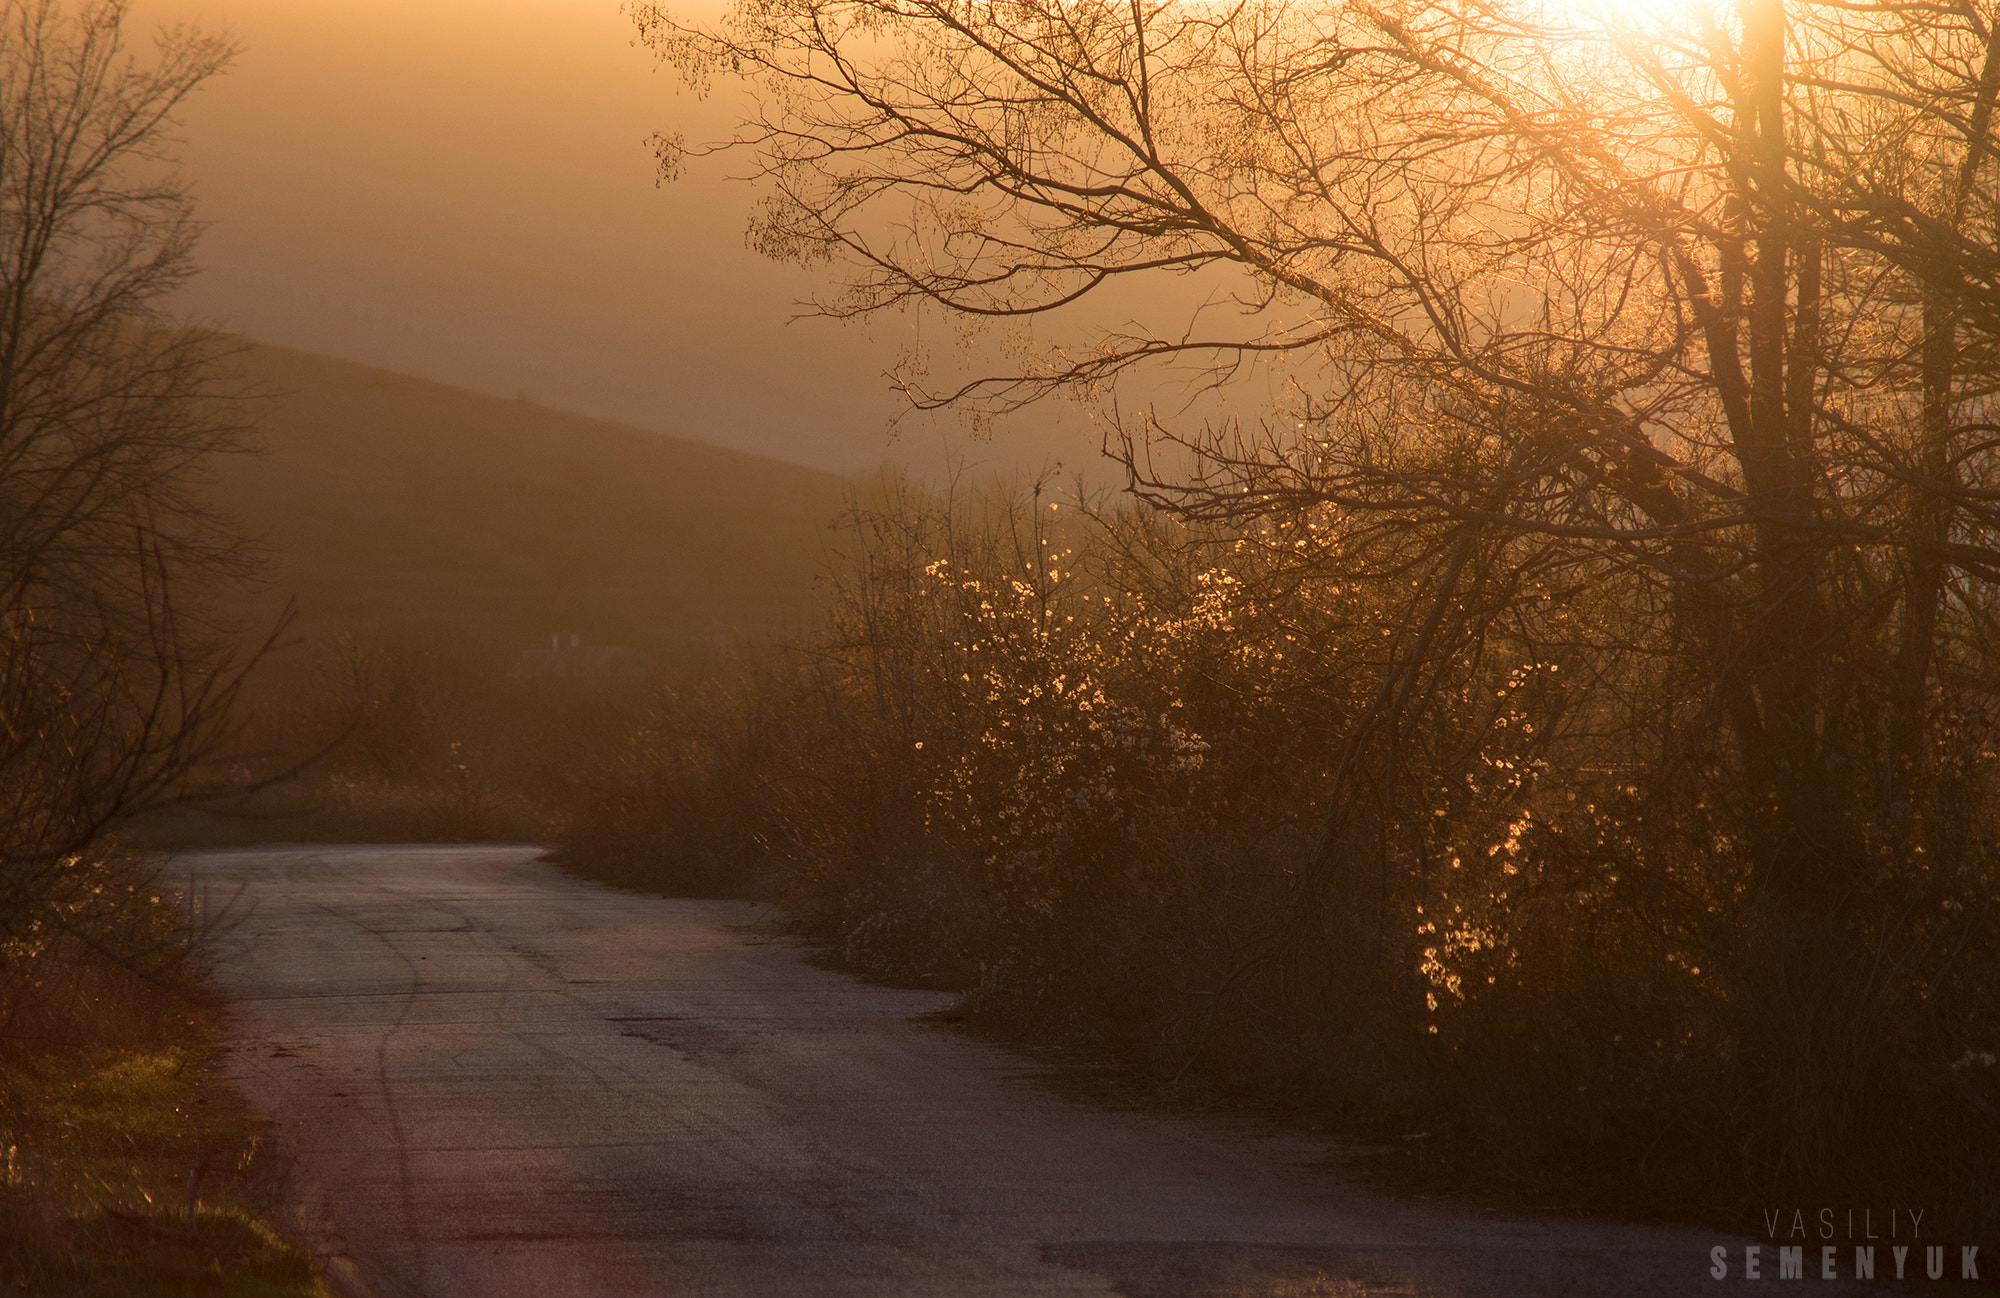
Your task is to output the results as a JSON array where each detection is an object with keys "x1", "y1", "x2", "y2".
[{"x1": 1524, "y1": 0, "x2": 1711, "y2": 44}]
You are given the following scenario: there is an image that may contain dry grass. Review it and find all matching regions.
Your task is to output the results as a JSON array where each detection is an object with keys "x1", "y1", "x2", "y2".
[{"x1": 0, "y1": 905, "x2": 324, "y2": 1297}]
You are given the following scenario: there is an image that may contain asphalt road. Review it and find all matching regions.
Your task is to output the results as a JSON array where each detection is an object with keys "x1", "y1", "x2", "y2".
[{"x1": 188, "y1": 844, "x2": 1807, "y2": 1297}]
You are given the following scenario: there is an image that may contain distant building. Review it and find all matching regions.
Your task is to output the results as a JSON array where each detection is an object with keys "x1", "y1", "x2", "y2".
[{"x1": 508, "y1": 634, "x2": 650, "y2": 681}]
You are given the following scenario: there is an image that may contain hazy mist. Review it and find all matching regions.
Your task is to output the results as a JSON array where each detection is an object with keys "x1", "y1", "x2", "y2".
[{"x1": 133, "y1": 0, "x2": 1103, "y2": 479}]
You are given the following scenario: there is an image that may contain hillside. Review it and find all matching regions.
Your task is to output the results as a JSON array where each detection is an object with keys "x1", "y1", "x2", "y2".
[{"x1": 205, "y1": 342, "x2": 852, "y2": 664}]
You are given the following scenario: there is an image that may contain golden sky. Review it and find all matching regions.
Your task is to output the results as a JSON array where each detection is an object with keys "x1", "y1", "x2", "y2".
[{"x1": 131, "y1": 0, "x2": 1089, "y2": 476}]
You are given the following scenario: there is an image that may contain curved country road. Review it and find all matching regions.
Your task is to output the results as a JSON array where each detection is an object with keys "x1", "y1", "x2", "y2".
[{"x1": 188, "y1": 844, "x2": 1798, "y2": 1297}]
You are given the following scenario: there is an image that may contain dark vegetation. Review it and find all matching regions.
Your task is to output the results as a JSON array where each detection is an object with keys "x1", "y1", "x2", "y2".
[{"x1": 547, "y1": 471, "x2": 2000, "y2": 1235}]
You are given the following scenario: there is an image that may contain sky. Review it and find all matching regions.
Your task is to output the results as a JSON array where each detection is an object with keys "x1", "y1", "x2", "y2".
[{"x1": 130, "y1": 0, "x2": 1097, "y2": 478}]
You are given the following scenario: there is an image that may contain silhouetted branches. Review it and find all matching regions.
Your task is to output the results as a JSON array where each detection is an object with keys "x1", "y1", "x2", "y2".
[
  {"x1": 639, "y1": 0, "x2": 2000, "y2": 1216},
  {"x1": 0, "y1": 0, "x2": 254, "y2": 977}
]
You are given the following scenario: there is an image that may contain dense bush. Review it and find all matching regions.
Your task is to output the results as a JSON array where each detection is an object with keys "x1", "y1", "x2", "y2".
[{"x1": 551, "y1": 470, "x2": 2000, "y2": 1233}]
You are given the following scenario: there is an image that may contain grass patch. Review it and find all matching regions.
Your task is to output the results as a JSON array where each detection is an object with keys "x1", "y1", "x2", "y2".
[{"x1": 1, "y1": 946, "x2": 324, "y2": 1297}]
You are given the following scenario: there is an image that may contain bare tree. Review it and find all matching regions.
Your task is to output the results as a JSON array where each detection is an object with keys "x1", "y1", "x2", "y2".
[
  {"x1": 644, "y1": 0, "x2": 2000, "y2": 1193},
  {"x1": 0, "y1": 0, "x2": 252, "y2": 958}
]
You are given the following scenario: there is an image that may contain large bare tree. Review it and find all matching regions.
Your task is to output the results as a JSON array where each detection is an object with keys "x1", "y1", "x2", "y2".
[
  {"x1": 0, "y1": 0, "x2": 252, "y2": 956},
  {"x1": 644, "y1": 0, "x2": 2000, "y2": 1193}
]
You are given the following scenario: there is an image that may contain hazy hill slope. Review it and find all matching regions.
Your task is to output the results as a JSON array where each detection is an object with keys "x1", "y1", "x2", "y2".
[{"x1": 205, "y1": 342, "x2": 851, "y2": 661}]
